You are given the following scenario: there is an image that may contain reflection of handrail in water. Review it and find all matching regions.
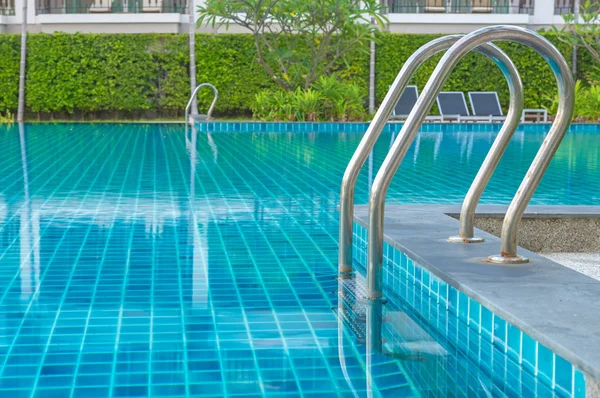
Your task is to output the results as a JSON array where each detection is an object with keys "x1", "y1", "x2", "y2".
[
  {"x1": 365, "y1": 299, "x2": 383, "y2": 398},
  {"x1": 187, "y1": 124, "x2": 209, "y2": 309},
  {"x1": 336, "y1": 281, "x2": 361, "y2": 398},
  {"x1": 365, "y1": 297, "x2": 384, "y2": 355},
  {"x1": 413, "y1": 135, "x2": 420, "y2": 165},
  {"x1": 207, "y1": 132, "x2": 218, "y2": 162},
  {"x1": 186, "y1": 129, "x2": 218, "y2": 164},
  {"x1": 18, "y1": 123, "x2": 41, "y2": 303},
  {"x1": 479, "y1": 377, "x2": 493, "y2": 398},
  {"x1": 433, "y1": 133, "x2": 442, "y2": 161}
]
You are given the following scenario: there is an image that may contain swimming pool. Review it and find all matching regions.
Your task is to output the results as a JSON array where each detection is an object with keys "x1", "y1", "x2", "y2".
[{"x1": 0, "y1": 123, "x2": 597, "y2": 397}]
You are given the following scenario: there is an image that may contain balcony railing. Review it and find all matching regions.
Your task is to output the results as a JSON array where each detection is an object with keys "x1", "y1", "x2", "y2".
[
  {"x1": 1, "y1": 0, "x2": 15, "y2": 15},
  {"x1": 555, "y1": 0, "x2": 600, "y2": 14},
  {"x1": 36, "y1": 0, "x2": 187, "y2": 14},
  {"x1": 555, "y1": 0, "x2": 574, "y2": 14},
  {"x1": 388, "y1": 0, "x2": 534, "y2": 14}
]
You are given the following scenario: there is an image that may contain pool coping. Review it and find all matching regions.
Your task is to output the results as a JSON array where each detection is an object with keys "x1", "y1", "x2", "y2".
[
  {"x1": 353, "y1": 204, "x2": 600, "y2": 381},
  {"x1": 443, "y1": 204, "x2": 600, "y2": 218}
]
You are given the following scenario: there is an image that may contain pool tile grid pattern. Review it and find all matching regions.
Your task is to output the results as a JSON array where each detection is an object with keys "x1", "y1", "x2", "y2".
[
  {"x1": 353, "y1": 222, "x2": 586, "y2": 398},
  {"x1": 179, "y1": 126, "x2": 354, "y2": 398},
  {"x1": 197, "y1": 122, "x2": 519, "y2": 134},
  {"x1": 0, "y1": 125, "x2": 425, "y2": 398},
  {"x1": 197, "y1": 123, "x2": 599, "y2": 207},
  {"x1": 0, "y1": 129, "x2": 141, "y2": 397},
  {"x1": 181, "y1": 125, "x2": 427, "y2": 397},
  {"x1": 0, "y1": 123, "x2": 598, "y2": 397}
]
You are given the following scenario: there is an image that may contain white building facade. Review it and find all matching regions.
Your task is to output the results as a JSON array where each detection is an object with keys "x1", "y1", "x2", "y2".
[{"x1": 0, "y1": 0, "x2": 577, "y2": 34}]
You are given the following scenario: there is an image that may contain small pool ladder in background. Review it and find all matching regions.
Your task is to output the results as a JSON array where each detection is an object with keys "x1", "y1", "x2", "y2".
[
  {"x1": 185, "y1": 83, "x2": 218, "y2": 125},
  {"x1": 185, "y1": 83, "x2": 218, "y2": 144}
]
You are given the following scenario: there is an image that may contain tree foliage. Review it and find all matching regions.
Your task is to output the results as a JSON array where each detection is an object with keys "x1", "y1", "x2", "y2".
[
  {"x1": 553, "y1": 1, "x2": 600, "y2": 83},
  {"x1": 196, "y1": 0, "x2": 386, "y2": 90}
]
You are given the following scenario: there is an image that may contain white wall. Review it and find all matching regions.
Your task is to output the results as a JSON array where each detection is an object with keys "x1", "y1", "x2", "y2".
[{"x1": 0, "y1": 0, "x2": 570, "y2": 34}]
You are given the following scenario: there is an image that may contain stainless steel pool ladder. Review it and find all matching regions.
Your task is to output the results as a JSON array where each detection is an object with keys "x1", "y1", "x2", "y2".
[
  {"x1": 338, "y1": 25, "x2": 574, "y2": 301},
  {"x1": 185, "y1": 83, "x2": 218, "y2": 125},
  {"x1": 185, "y1": 83, "x2": 218, "y2": 145},
  {"x1": 338, "y1": 34, "x2": 524, "y2": 275}
]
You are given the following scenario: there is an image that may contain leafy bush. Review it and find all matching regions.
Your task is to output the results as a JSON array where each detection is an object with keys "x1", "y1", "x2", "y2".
[
  {"x1": 26, "y1": 34, "x2": 157, "y2": 115},
  {"x1": 579, "y1": 85, "x2": 600, "y2": 121},
  {"x1": 313, "y1": 74, "x2": 346, "y2": 120},
  {"x1": 0, "y1": 111, "x2": 14, "y2": 124},
  {"x1": 252, "y1": 76, "x2": 367, "y2": 121},
  {"x1": 545, "y1": 80, "x2": 600, "y2": 121}
]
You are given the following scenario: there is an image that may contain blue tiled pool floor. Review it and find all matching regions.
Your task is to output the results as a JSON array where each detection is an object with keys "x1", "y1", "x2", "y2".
[{"x1": 0, "y1": 123, "x2": 596, "y2": 397}]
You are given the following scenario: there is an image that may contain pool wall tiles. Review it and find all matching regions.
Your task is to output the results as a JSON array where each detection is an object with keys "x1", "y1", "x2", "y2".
[
  {"x1": 352, "y1": 222, "x2": 587, "y2": 398},
  {"x1": 195, "y1": 121, "x2": 600, "y2": 134},
  {"x1": 195, "y1": 121, "x2": 513, "y2": 133}
]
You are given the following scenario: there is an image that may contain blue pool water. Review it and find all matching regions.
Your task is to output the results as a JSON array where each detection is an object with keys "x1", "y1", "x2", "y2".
[{"x1": 0, "y1": 123, "x2": 597, "y2": 397}]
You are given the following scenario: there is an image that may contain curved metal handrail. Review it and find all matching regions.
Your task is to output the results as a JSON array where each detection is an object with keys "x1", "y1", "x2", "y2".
[
  {"x1": 185, "y1": 83, "x2": 218, "y2": 125},
  {"x1": 367, "y1": 25, "x2": 574, "y2": 299},
  {"x1": 338, "y1": 35, "x2": 524, "y2": 277}
]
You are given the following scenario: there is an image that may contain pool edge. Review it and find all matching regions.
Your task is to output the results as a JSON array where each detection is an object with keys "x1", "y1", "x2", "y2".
[{"x1": 353, "y1": 204, "x2": 600, "y2": 394}]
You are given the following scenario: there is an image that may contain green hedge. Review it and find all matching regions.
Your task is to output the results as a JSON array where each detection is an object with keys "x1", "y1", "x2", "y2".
[
  {"x1": 0, "y1": 32, "x2": 592, "y2": 118},
  {"x1": 0, "y1": 33, "x2": 277, "y2": 117},
  {"x1": 0, "y1": 35, "x2": 20, "y2": 113}
]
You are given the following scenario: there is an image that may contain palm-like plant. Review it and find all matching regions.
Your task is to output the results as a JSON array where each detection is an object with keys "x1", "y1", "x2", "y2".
[
  {"x1": 252, "y1": 90, "x2": 273, "y2": 120},
  {"x1": 250, "y1": 77, "x2": 366, "y2": 121},
  {"x1": 313, "y1": 73, "x2": 345, "y2": 121},
  {"x1": 344, "y1": 83, "x2": 366, "y2": 121},
  {"x1": 292, "y1": 88, "x2": 322, "y2": 122}
]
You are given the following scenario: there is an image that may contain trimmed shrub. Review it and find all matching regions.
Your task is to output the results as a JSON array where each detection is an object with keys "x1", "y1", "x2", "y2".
[
  {"x1": 26, "y1": 33, "x2": 157, "y2": 115},
  {"x1": 0, "y1": 35, "x2": 20, "y2": 113},
  {"x1": 0, "y1": 33, "x2": 276, "y2": 118}
]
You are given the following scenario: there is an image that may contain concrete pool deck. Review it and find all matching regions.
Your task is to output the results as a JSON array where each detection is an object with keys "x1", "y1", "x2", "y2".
[{"x1": 353, "y1": 204, "x2": 600, "y2": 382}]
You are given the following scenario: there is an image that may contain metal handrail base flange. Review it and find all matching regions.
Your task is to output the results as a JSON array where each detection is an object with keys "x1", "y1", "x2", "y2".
[
  {"x1": 487, "y1": 254, "x2": 529, "y2": 264},
  {"x1": 448, "y1": 235, "x2": 485, "y2": 243}
]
